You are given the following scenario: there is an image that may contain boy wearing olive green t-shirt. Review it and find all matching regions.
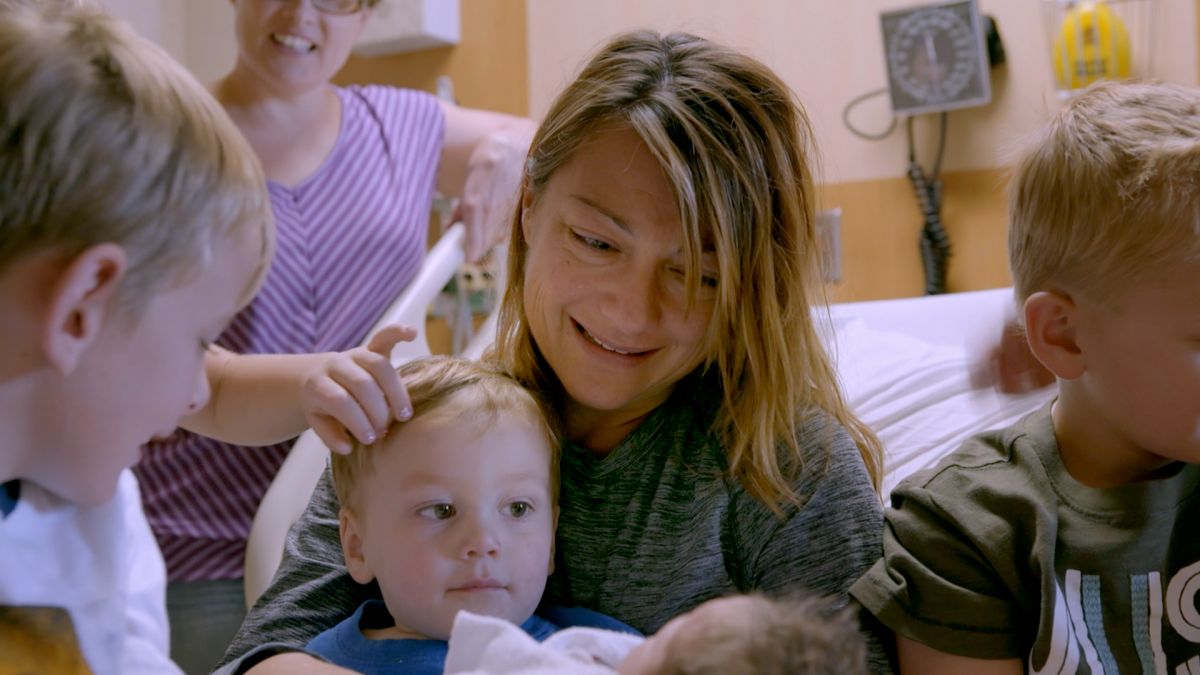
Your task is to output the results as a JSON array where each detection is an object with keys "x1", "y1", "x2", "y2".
[{"x1": 852, "y1": 82, "x2": 1200, "y2": 674}]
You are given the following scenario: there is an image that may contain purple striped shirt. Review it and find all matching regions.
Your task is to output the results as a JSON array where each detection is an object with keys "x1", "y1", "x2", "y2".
[{"x1": 135, "y1": 86, "x2": 444, "y2": 582}]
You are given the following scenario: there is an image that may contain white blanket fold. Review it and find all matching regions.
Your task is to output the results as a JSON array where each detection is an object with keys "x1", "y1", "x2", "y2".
[{"x1": 443, "y1": 611, "x2": 644, "y2": 675}]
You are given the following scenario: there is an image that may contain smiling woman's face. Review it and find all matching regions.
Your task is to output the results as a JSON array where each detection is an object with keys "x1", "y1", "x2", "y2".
[
  {"x1": 520, "y1": 124, "x2": 717, "y2": 425},
  {"x1": 230, "y1": 0, "x2": 371, "y2": 93}
]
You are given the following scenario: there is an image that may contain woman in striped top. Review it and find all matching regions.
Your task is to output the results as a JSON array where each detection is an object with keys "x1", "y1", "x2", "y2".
[{"x1": 133, "y1": 1, "x2": 533, "y2": 672}]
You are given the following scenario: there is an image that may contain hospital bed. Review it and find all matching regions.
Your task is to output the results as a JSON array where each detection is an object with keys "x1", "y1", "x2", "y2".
[{"x1": 241, "y1": 231, "x2": 1055, "y2": 608}]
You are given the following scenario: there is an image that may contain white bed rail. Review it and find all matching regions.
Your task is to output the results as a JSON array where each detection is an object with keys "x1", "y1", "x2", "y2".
[{"x1": 243, "y1": 224, "x2": 467, "y2": 609}]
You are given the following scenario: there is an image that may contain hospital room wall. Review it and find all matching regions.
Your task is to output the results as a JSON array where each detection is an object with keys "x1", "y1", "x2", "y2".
[
  {"x1": 95, "y1": 0, "x2": 186, "y2": 64},
  {"x1": 98, "y1": 1, "x2": 1200, "y2": 302},
  {"x1": 335, "y1": 0, "x2": 530, "y2": 116},
  {"x1": 106, "y1": 0, "x2": 530, "y2": 118},
  {"x1": 526, "y1": 0, "x2": 1200, "y2": 301}
]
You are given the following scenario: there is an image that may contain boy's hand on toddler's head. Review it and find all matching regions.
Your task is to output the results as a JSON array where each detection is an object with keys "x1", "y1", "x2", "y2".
[{"x1": 300, "y1": 324, "x2": 417, "y2": 455}]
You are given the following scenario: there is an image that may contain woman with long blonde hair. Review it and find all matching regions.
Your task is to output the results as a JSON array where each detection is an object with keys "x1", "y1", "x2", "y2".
[{"x1": 216, "y1": 30, "x2": 889, "y2": 675}]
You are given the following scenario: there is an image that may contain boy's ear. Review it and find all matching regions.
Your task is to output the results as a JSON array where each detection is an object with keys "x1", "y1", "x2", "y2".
[
  {"x1": 339, "y1": 506, "x2": 376, "y2": 585},
  {"x1": 41, "y1": 244, "x2": 128, "y2": 374},
  {"x1": 1023, "y1": 290, "x2": 1084, "y2": 380}
]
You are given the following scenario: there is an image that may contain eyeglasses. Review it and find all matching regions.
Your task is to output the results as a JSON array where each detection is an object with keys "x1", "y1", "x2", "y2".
[{"x1": 306, "y1": 0, "x2": 369, "y2": 15}]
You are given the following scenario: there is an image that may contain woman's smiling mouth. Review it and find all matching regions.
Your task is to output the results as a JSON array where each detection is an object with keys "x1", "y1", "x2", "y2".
[{"x1": 575, "y1": 320, "x2": 653, "y2": 357}]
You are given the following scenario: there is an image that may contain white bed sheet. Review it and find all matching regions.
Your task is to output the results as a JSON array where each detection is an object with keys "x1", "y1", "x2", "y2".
[
  {"x1": 822, "y1": 288, "x2": 1055, "y2": 496},
  {"x1": 829, "y1": 315, "x2": 1052, "y2": 496}
]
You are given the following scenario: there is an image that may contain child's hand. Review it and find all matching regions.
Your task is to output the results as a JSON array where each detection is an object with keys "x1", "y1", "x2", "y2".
[
  {"x1": 973, "y1": 318, "x2": 1056, "y2": 394},
  {"x1": 300, "y1": 325, "x2": 417, "y2": 455}
]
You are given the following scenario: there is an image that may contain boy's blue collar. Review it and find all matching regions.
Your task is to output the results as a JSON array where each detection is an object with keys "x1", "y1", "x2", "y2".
[{"x1": 0, "y1": 480, "x2": 20, "y2": 518}]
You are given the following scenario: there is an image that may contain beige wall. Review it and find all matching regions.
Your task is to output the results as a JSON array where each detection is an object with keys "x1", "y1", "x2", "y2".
[
  {"x1": 97, "y1": 0, "x2": 235, "y2": 84},
  {"x1": 183, "y1": 1, "x2": 238, "y2": 85},
  {"x1": 97, "y1": 0, "x2": 187, "y2": 64},
  {"x1": 526, "y1": 0, "x2": 1198, "y2": 185},
  {"x1": 526, "y1": 1, "x2": 1198, "y2": 300},
  {"x1": 337, "y1": 0, "x2": 529, "y2": 115},
  {"x1": 103, "y1": 1, "x2": 1200, "y2": 301}
]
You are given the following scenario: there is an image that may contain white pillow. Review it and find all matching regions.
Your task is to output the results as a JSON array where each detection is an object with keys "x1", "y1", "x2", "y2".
[{"x1": 827, "y1": 316, "x2": 1054, "y2": 497}]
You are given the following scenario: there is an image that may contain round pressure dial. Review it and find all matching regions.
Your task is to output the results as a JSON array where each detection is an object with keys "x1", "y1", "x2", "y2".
[{"x1": 881, "y1": 1, "x2": 990, "y2": 115}]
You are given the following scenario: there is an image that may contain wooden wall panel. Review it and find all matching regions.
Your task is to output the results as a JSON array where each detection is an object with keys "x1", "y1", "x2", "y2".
[
  {"x1": 822, "y1": 167, "x2": 1012, "y2": 303},
  {"x1": 333, "y1": 0, "x2": 529, "y2": 116}
]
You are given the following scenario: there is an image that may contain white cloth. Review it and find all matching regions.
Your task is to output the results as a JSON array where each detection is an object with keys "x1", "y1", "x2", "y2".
[
  {"x1": 0, "y1": 470, "x2": 181, "y2": 674},
  {"x1": 444, "y1": 610, "x2": 645, "y2": 675}
]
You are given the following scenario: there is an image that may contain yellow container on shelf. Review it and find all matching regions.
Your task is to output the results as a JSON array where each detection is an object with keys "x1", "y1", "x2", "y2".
[{"x1": 1053, "y1": 1, "x2": 1132, "y2": 90}]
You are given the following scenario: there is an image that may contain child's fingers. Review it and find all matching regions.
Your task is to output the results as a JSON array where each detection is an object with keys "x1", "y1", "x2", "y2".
[
  {"x1": 366, "y1": 324, "x2": 418, "y2": 360},
  {"x1": 306, "y1": 376, "x2": 377, "y2": 446},
  {"x1": 353, "y1": 350, "x2": 413, "y2": 424},
  {"x1": 329, "y1": 362, "x2": 393, "y2": 439},
  {"x1": 310, "y1": 415, "x2": 353, "y2": 455}
]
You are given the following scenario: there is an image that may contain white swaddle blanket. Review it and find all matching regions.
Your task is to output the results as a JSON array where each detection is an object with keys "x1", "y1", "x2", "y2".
[{"x1": 443, "y1": 611, "x2": 645, "y2": 675}]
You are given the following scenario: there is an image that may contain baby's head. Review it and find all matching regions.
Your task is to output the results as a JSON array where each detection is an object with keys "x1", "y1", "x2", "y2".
[
  {"x1": 618, "y1": 593, "x2": 868, "y2": 675},
  {"x1": 1008, "y1": 81, "x2": 1200, "y2": 470},
  {"x1": 0, "y1": 0, "x2": 271, "y2": 505},
  {"x1": 332, "y1": 356, "x2": 559, "y2": 641}
]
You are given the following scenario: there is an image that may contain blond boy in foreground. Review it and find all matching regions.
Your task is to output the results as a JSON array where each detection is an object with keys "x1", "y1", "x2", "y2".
[{"x1": 0, "y1": 1, "x2": 272, "y2": 671}]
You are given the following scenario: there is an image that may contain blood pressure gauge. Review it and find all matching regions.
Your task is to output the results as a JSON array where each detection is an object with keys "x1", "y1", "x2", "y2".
[{"x1": 881, "y1": 0, "x2": 992, "y2": 116}]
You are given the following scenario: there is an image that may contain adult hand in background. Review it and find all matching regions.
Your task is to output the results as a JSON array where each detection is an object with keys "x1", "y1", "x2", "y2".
[
  {"x1": 438, "y1": 101, "x2": 536, "y2": 263},
  {"x1": 455, "y1": 128, "x2": 533, "y2": 262},
  {"x1": 300, "y1": 324, "x2": 417, "y2": 455}
]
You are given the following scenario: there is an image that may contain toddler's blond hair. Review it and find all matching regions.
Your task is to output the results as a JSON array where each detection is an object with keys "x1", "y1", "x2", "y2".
[{"x1": 331, "y1": 356, "x2": 559, "y2": 509}]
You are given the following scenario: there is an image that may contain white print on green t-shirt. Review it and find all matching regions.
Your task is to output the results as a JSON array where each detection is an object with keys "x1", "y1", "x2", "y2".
[{"x1": 1031, "y1": 563, "x2": 1200, "y2": 675}]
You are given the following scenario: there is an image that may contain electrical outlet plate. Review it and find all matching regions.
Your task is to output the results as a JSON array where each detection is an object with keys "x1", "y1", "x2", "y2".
[{"x1": 817, "y1": 208, "x2": 843, "y2": 284}]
